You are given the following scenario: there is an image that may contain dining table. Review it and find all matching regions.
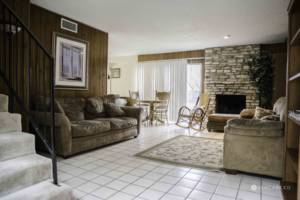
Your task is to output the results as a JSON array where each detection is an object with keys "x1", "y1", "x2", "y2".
[{"x1": 139, "y1": 99, "x2": 167, "y2": 125}]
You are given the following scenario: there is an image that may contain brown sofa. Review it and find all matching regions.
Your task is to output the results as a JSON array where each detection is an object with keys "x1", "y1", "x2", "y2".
[{"x1": 35, "y1": 95, "x2": 142, "y2": 157}]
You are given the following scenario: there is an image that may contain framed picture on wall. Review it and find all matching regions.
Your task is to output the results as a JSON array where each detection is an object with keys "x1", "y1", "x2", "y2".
[
  {"x1": 53, "y1": 32, "x2": 89, "y2": 90},
  {"x1": 110, "y1": 68, "x2": 121, "y2": 78}
]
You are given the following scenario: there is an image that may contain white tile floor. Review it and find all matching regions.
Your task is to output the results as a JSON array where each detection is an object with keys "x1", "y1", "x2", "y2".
[{"x1": 58, "y1": 125, "x2": 284, "y2": 200}]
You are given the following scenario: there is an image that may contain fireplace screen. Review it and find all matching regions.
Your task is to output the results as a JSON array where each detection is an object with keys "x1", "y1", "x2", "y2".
[{"x1": 216, "y1": 95, "x2": 246, "y2": 114}]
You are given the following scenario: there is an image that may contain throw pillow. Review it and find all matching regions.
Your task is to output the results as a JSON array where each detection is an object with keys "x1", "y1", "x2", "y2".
[
  {"x1": 86, "y1": 98, "x2": 105, "y2": 114},
  {"x1": 240, "y1": 109, "x2": 255, "y2": 119},
  {"x1": 56, "y1": 98, "x2": 86, "y2": 121},
  {"x1": 261, "y1": 114, "x2": 280, "y2": 121},
  {"x1": 104, "y1": 103, "x2": 125, "y2": 117},
  {"x1": 254, "y1": 106, "x2": 274, "y2": 119},
  {"x1": 66, "y1": 111, "x2": 85, "y2": 122}
]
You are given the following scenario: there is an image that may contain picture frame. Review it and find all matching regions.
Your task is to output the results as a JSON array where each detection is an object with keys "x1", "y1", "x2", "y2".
[
  {"x1": 53, "y1": 32, "x2": 89, "y2": 90},
  {"x1": 110, "y1": 68, "x2": 121, "y2": 78}
]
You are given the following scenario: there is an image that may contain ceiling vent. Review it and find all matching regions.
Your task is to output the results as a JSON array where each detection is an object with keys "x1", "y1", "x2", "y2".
[{"x1": 61, "y1": 18, "x2": 78, "y2": 33}]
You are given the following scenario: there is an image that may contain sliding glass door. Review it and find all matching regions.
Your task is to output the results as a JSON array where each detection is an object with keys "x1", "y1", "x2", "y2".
[
  {"x1": 138, "y1": 59, "x2": 202, "y2": 122},
  {"x1": 186, "y1": 64, "x2": 202, "y2": 108}
]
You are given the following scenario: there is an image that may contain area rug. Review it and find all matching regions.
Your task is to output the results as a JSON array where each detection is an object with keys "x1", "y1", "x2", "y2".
[{"x1": 135, "y1": 135, "x2": 223, "y2": 169}]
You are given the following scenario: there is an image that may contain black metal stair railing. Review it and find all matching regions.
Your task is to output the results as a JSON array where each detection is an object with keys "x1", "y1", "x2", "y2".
[{"x1": 0, "y1": 0, "x2": 58, "y2": 185}]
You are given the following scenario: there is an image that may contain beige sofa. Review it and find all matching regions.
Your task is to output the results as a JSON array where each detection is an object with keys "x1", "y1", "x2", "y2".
[
  {"x1": 35, "y1": 95, "x2": 142, "y2": 158},
  {"x1": 223, "y1": 97, "x2": 286, "y2": 178}
]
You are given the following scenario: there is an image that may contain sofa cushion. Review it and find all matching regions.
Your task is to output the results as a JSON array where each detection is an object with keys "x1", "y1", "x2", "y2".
[
  {"x1": 104, "y1": 103, "x2": 125, "y2": 117},
  {"x1": 85, "y1": 97, "x2": 106, "y2": 119},
  {"x1": 103, "y1": 117, "x2": 137, "y2": 130},
  {"x1": 240, "y1": 109, "x2": 255, "y2": 119},
  {"x1": 56, "y1": 98, "x2": 86, "y2": 122},
  {"x1": 71, "y1": 120, "x2": 111, "y2": 138},
  {"x1": 254, "y1": 107, "x2": 274, "y2": 119}
]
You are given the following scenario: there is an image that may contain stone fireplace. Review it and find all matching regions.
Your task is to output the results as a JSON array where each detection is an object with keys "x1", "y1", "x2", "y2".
[{"x1": 205, "y1": 45, "x2": 260, "y2": 113}]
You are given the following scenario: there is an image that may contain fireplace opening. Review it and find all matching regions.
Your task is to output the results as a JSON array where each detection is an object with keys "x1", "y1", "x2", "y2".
[{"x1": 216, "y1": 95, "x2": 246, "y2": 114}]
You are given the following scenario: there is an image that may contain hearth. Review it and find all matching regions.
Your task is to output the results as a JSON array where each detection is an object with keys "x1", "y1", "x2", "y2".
[{"x1": 216, "y1": 95, "x2": 246, "y2": 114}]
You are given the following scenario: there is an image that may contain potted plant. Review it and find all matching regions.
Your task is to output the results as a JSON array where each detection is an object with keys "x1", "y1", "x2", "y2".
[{"x1": 247, "y1": 53, "x2": 273, "y2": 108}]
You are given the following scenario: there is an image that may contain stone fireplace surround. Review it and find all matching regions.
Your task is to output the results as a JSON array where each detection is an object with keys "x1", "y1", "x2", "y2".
[{"x1": 204, "y1": 44, "x2": 260, "y2": 113}]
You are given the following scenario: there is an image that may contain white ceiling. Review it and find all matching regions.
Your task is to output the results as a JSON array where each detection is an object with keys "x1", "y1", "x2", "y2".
[{"x1": 31, "y1": 0, "x2": 289, "y2": 56}]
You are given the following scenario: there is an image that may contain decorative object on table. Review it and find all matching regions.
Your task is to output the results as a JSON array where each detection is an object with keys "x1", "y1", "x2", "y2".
[
  {"x1": 247, "y1": 53, "x2": 273, "y2": 108},
  {"x1": 53, "y1": 32, "x2": 89, "y2": 90},
  {"x1": 136, "y1": 135, "x2": 223, "y2": 169},
  {"x1": 152, "y1": 91, "x2": 170, "y2": 124},
  {"x1": 110, "y1": 68, "x2": 121, "y2": 78}
]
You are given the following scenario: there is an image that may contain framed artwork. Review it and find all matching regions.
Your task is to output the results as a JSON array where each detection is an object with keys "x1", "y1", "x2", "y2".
[
  {"x1": 53, "y1": 32, "x2": 89, "y2": 90},
  {"x1": 110, "y1": 68, "x2": 121, "y2": 78}
]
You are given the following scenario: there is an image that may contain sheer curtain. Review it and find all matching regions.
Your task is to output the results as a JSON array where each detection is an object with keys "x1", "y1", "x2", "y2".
[{"x1": 137, "y1": 59, "x2": 187, "y2": 121}]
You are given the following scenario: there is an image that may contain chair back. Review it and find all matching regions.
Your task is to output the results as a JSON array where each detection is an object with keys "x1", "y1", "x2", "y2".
[
  {"x1": 155, "y1": 91, "x2": 170, "y2": 101},
  {"x1": 155, "y1": 91, "x2": 170, "y2": 110}
]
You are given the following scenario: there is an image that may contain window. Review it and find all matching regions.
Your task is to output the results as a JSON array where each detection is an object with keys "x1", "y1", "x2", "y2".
[{"x1": 186, "y1": 64, "x2": 202, "y2": 108}]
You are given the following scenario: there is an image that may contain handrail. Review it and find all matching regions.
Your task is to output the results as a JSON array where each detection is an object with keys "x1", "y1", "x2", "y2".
[{"x1": 0, "y1": 0, "x2": 58, "y2": 185}]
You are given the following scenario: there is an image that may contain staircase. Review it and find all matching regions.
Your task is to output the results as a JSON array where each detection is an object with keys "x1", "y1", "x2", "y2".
[
  {"x1": 0, "y1": 0, "x2": 74, "y2": 199},
  {"x1": 0, "y1": 94, "x2": 73, "y2": 200}
]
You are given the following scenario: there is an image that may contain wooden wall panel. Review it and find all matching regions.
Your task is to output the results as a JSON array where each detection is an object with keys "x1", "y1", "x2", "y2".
[
  {"x1": 138, "y1": 50, "x2": 204, "y2": 62},
  {"x1": 0, "y1": 0, "x2": 30, "y2": 95},
  {"x1": 261, "y1": 43, "x2": 287, "y2": 103},
  {"x1": 3, "y1": 0, "x2": 30, "y2": 25},
  {"x1": 30, "y1": 5, "x2": 108, "y2": 98}
]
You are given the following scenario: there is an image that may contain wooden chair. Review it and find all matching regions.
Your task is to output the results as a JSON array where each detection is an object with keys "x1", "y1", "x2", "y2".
[
  {"x1": 129, "y1": 91, "x2": 150, "y2": 125},
  {"x1": 152, "y1": 91, "x2": 170, "y2": 124},
  {"x1": 190, "y1": 97, "x2": 211, "y2": 131},
  {"x1": 176, "y1": 96, "x2": 201, "y2": 128},
  {"x1": 176, "y1": 93, "x2": 210, "y2": 131}
]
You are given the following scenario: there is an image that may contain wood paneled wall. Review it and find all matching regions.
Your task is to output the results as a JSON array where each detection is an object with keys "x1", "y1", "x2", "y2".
[
  {"x1": 0, "y1": 0, "x2": 30, "y2": 95},
  {"x1": 3, "y1": 0, "x2": 30, "y2": 25},
  {"x1": 138, "y1": 50, "x2": 204, "y2": 62},
  {"x1": 30, "y1": 5, "x2": 108, "y2": 98},
  {"x1": 261, "y1": 43, "x2": 287, "y2": 103}
]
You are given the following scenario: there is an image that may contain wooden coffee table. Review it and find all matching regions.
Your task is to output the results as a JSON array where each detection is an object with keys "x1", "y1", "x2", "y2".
[{"x1": 207, "y1": 113, "x2": 240, "y2": 132}]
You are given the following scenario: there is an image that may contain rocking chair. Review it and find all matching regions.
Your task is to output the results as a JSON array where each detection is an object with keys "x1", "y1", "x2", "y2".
[
  {"x1": 176, "y1": 94, "x2": 210, "y2": 131},
  {"x1": 176, "y1": 96, "x2": 200, "y2": 128},
  {"x1": 190, "y1": 98, "x2": 211, "y2": 131}
]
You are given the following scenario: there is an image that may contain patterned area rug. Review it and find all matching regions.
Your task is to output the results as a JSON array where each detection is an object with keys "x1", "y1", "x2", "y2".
[{"x1": 136, "y1": 135, "x2": 223, "y2": 169}]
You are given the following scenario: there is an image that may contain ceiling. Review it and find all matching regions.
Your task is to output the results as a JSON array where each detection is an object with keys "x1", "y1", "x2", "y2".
[{"x1": 31, "y1": 0, "x2": 289, "y2": 56}]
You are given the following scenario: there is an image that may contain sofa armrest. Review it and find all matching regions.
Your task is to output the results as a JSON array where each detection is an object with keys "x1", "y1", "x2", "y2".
[
  {"x1": 122, "y1": 106, "x2": 143, "y2": 134},
  {"x1": 32, "y1": 111, "x2": 72, "y2": 157},
  {"x1": 225, "y1": 118, "x2": 284, "y2": 137}
]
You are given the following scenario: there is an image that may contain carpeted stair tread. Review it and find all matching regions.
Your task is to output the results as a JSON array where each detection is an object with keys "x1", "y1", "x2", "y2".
[
  {"x1": 0, "y1": 180, "x2": 74, "y2": 200},
  {"x1": 0, "y1": 132, "x2": 35, "y2": 162},
  {"x1": 0, "y1": 154, "x2": 52, "y2": 197}
]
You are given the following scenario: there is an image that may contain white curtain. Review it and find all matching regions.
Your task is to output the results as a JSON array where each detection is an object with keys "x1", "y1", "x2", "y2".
[{"x1": 137, "y1": 59, "x2": 187, "y2": 121}]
